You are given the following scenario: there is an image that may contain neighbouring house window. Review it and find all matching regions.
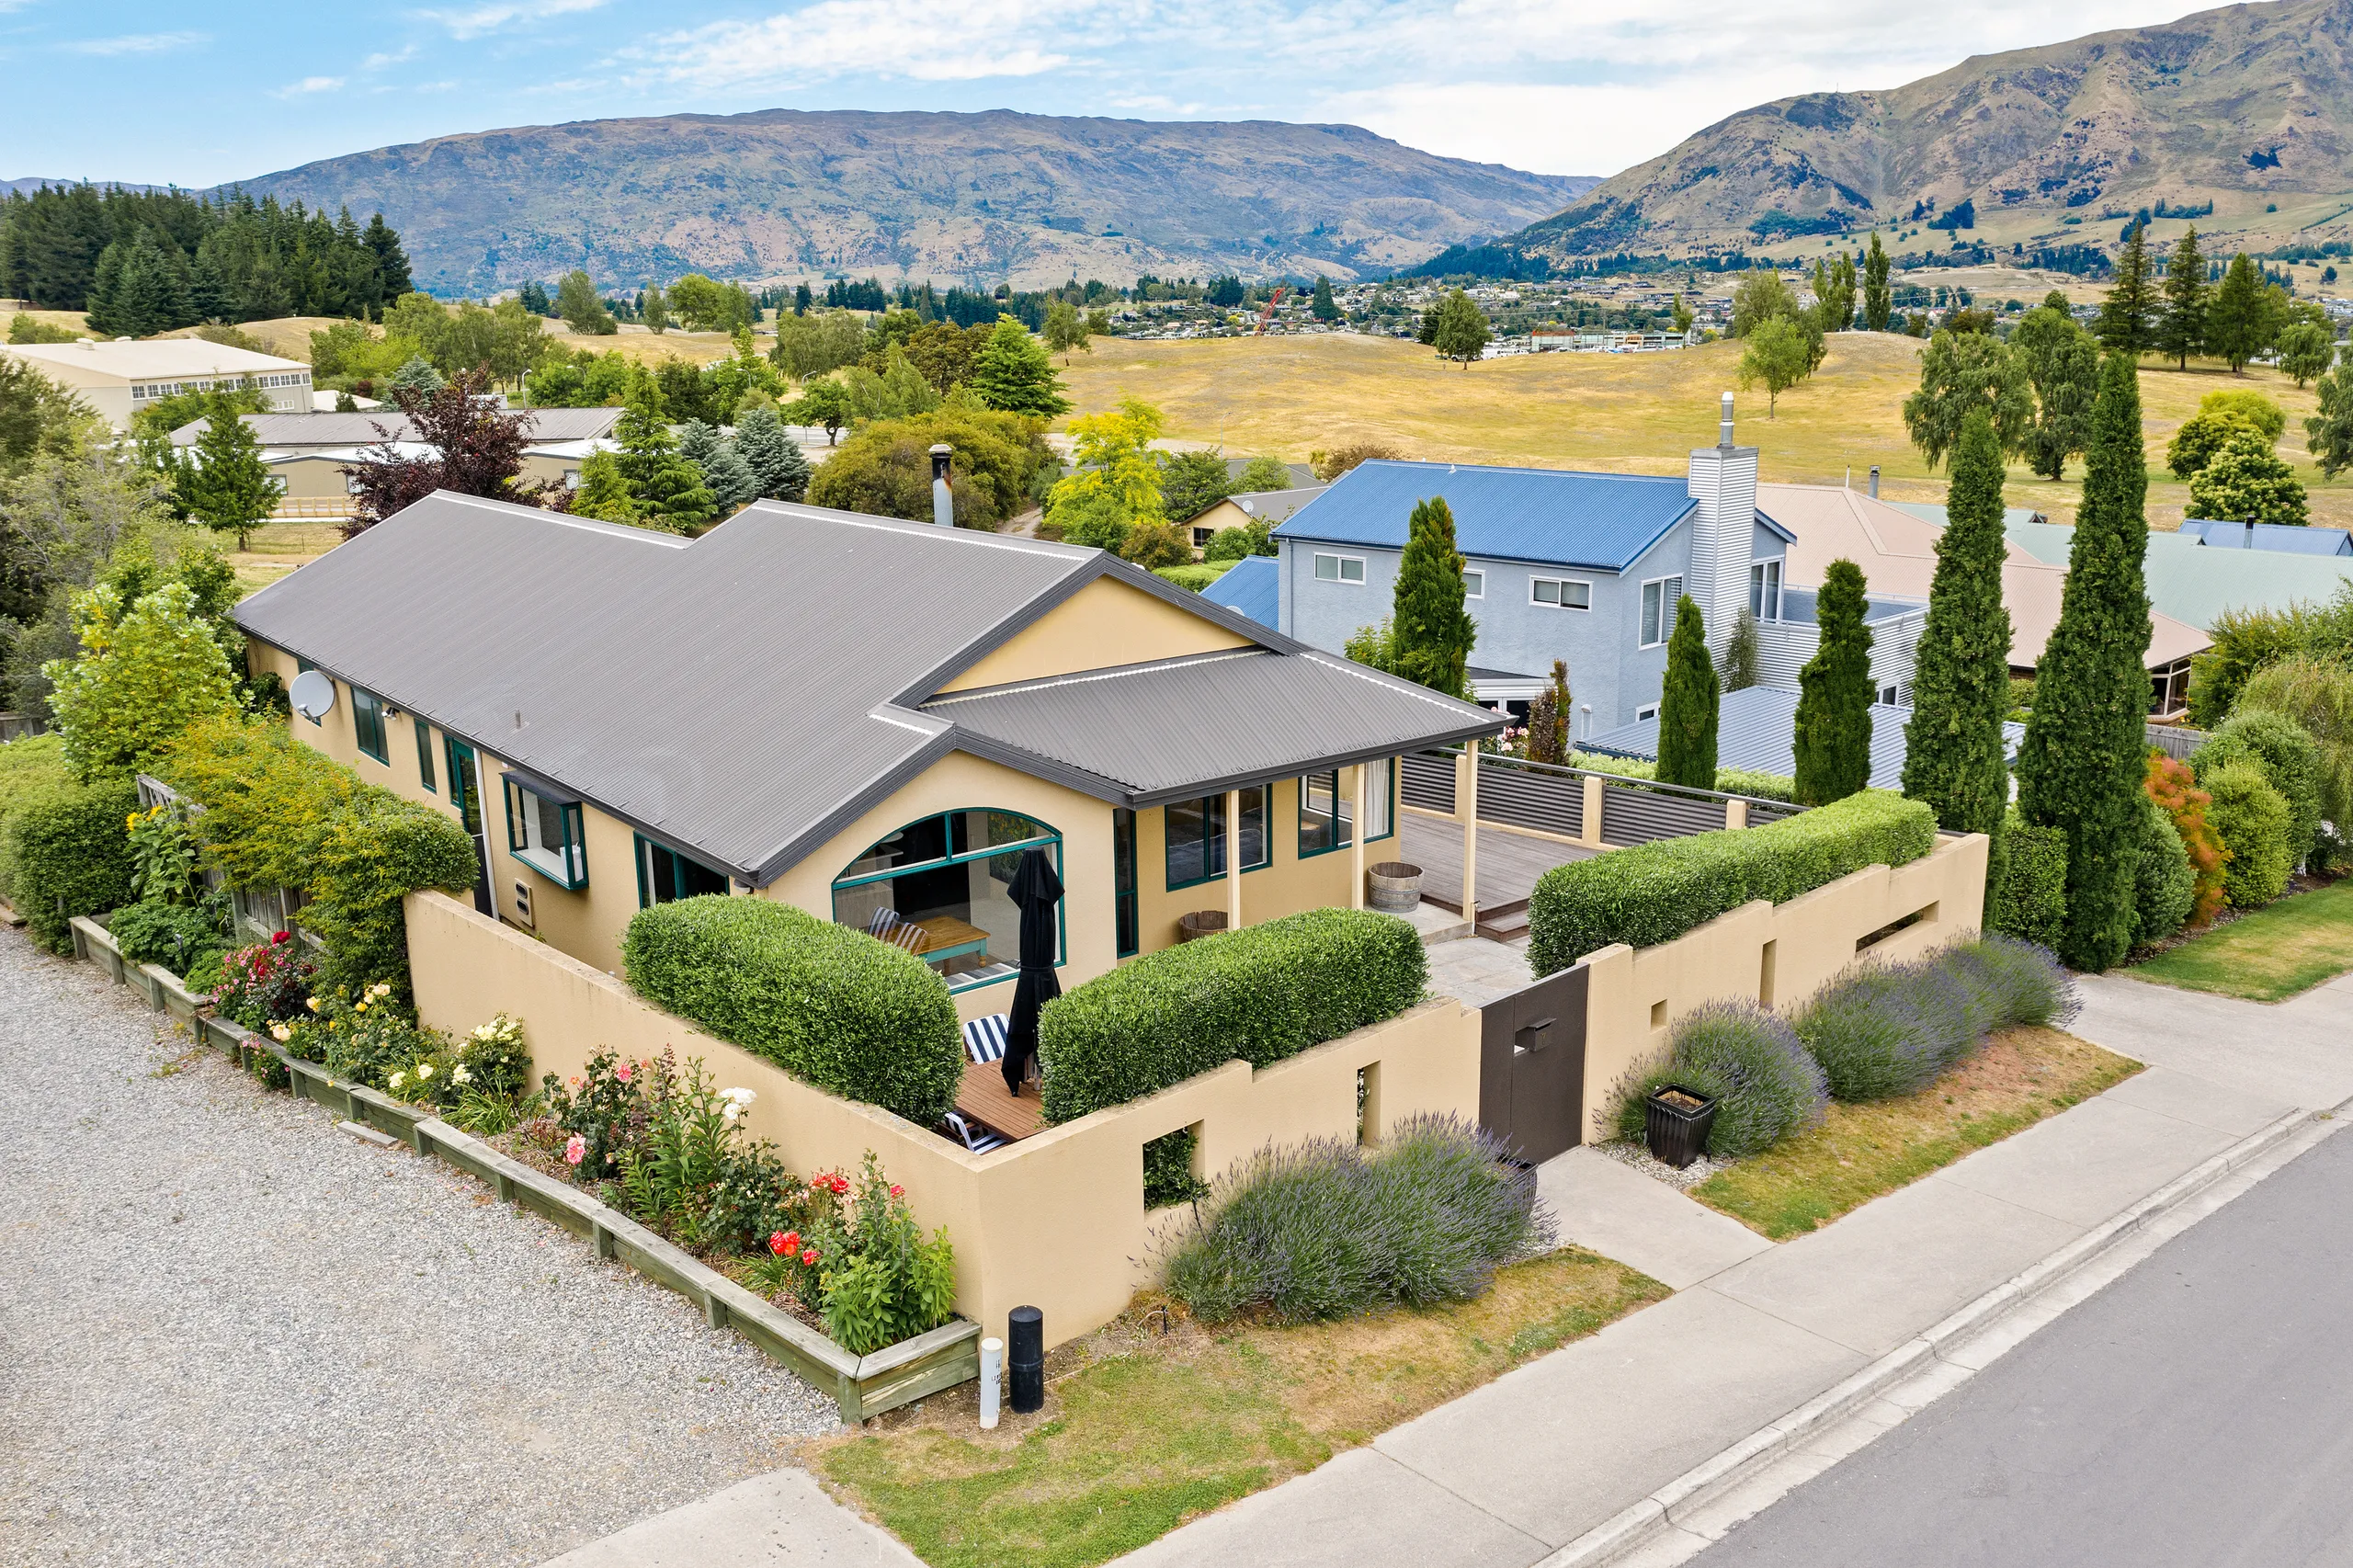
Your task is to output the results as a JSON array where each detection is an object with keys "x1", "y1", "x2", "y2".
[
  {"x1": 352, "y1": 687, "x2": 389, "y2": 765},
  {"x1": 295, "y1": 659, "x2": 322, "y2": 726},
  {"x1": 1879, "y1": 683, "x2": 1903, "y2": 707},
  {"x1": 1114, "y1": 808, "x2": 1139, "y2": 958},
  {"x1": 1165, "y1": 787, "x2": 1269, "y2": 889},
  {"x1": 1531, "y1": 576, "x2": 1592, "y2": 610},
  {"x1": 505, "y1": 774, "x2": 587, "y2": 890},
  {"x1": 415, "y1": 717, "x2": 437, "y2": 792},
  {"x1": 1636, "y1": 702, "x2": 1660, "y2": 722},
  {"x1": 1298, "y1": 771, "x2": 1355, "y2": 857},
  {"x1": 830, "y1": 809, "x2": 1063, "y2": 992},
  {"x1": 1641, "y1": 574, "x2": 1684, "y2": 647},
  {"x1": 1463, "y1": 570, "x2": 1484, "y2": 599},
  {"x1": 1313, "y1": 552, "x2": 1366, "y2": 584},
  {"x1": 637, "y1": 835, "x2": 729, "y2": 908},
  {"x1": 1362, "y1": 757, "x2": 1394, "y2": 842},
  {"x1": 1750, "y1": 559, "x2": 1783, "y2": 621}
]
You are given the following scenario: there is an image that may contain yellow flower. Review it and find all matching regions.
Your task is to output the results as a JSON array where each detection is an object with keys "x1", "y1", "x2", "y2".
[
  {"x1": 127, "y1": 813, "x2": 138, "y2": 829},
  {"x1": 355, "y1": 1002, "x2": 368, "y2": 1013}
]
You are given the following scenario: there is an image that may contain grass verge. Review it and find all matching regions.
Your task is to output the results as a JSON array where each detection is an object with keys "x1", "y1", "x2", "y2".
[
  {"x1": 1691, "y1": 1027, "x2": 2142, "y2": 1240},
  {"x1": 2129, "y1": 879, "x2": 2353, "y2": 1002},
  {"x1": 809, "y1": 1247, "x2": 1668, "y2": 1568}
]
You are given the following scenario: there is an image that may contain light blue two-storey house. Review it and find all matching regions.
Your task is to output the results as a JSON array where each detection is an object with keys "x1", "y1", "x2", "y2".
[{"x1": 1267, "y1": 394, "x2": 1794, "y2": 739}]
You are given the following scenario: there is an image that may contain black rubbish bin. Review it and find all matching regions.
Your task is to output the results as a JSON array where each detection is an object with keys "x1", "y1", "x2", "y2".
[{"x1": 1008, "y1": 1304, "x2": 1044, "y2": 1415}]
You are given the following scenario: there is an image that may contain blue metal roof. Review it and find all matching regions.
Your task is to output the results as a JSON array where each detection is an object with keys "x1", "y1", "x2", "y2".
[
  {"x1": 1274, "y1": 460, "x2": 1788, "y2": 573},
  {"x1": 2180, "y1": 517, "x2": 2353, "y2": 556},
  {"x1": 1204, "y1": 555, "x2": 1279, "y2": 629}
]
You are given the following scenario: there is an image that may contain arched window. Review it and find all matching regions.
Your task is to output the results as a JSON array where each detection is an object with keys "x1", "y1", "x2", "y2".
[{"x1": 831, "y1": 809, "x2": 1062, "y2": 992}]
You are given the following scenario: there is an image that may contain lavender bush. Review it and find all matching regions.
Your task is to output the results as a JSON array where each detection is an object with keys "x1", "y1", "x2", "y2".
[
  {"x1": 1796, "y1": 937, "x2": 2080, "y2": 1103},
  {"x1": 1162, "y1": 1115, "x2": 1552, "y2": 1324}
]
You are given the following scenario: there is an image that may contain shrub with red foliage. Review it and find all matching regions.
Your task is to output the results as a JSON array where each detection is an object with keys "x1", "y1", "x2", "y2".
[
  {"x1": 342, "y1": 369, "x2": 540, "y2": 534},
  {"x1": 2145, "y1": 752, "x2": 2230, "y2": 926}
]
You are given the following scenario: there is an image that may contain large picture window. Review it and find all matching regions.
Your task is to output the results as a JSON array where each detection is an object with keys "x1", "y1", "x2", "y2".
[
  {"x1": 1165, "y1": 786, "x2": 1269, "y2": 890},
  {"x1": 830, "y1": 809, "x2": 1062, "y2": 993},
  {"x1": 352, "y1": 687, "x2": 389, "y2": 764},
  {"x1": 637, "y1": 835, "x2": 728, "y2": 907},
  {"x1": 504, "y1": 773, "x2": 587, "y2": 889}
]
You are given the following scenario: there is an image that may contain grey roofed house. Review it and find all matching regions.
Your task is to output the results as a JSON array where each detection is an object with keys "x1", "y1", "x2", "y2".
[
  {"x1": 170, "y1": 406, "x2": 624, "y2": 449},
  {"x1": 232, "y1": 493, "x2": 1503, "y2": 888},
  {"x1": 1226, "y1": 460, "x2": 1319, "y2": 490},
  {"x1": 1583, "y1": 685, "x2": 2026, "y2": 791}
]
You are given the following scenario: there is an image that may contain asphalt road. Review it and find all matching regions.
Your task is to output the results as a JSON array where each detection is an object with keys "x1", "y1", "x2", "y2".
[{"x1": 1693, "y1": 1122, "x2": 2353, "y2": 1568}]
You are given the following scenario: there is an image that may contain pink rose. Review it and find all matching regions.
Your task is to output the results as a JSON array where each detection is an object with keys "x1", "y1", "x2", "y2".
[
  {"x1": 563, "y1": 1134, "x2": 585, "y2": 1166},
  {"x1": 889, "y1": 1185, "x2": 904, "y2": 1199},
  {"x1": 614, "y1": 1062, "x2": 633, "y2": 1084}
]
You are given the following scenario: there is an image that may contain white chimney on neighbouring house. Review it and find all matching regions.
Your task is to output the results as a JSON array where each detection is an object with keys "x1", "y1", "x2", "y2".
[
  {"x1": 1686, "y1": 391, "x2": 1759, "y2": 660},
  {"x1": 930, "y1": 444, "x2": 954, "y2": 527}
]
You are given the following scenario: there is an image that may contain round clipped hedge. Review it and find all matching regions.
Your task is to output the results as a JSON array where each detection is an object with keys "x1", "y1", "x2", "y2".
[
  {"x1": 2195, "y1": 710, "x2": 2323, "y2": 869},
  {"x1": 2203, "y1": 761, "x2": 2292, "y2": 909},
  {"x1": 623, "y1": 894, "x2": 963, "y2": 1127},
  {"x1": 1039, "y1": 906, "x2": 1427, "y2": 1125},
  {"x1": 1529, "y1": 790, "x2": 1938, "y2": 974}
]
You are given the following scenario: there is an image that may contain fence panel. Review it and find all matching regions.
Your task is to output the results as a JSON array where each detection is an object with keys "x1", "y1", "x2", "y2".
[
  {"x1": 2146, "y1": 724, "x2": 2207, "y2": 762},
  {"x1": 1473, "y1": 759, "x2": 1583, "y2": 839},
  {"x1": 1601, "y1": 781, "x2": 1727, "y2": 845},
  {"x1": 1402, "y1": 750, "x2": 1456, "y2": 814}
]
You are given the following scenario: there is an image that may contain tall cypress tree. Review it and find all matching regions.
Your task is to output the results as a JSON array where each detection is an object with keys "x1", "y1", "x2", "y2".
[
  {"x1": 1793, "y1": 559, "x2": 1875, "y2": 805},
  {"x1": 1903, "y1": 409, "x2": 2014, "y2": 841},
  {"x1": 1390, "y1": 495, "x2": 1476, "y2": 699},
  {"x1": 2154, "y1": 227, "x2": 2208, "y2": 369},
  {"x1": 1655, "y1": 595, "x2": 1720, "y2": 789},
  {"x1": 2015, "y1": 352, "x2": 2152, "y2": 971},
  {"x1": 2096, "y1": 222, "x2": 2157, "y2": 355}
]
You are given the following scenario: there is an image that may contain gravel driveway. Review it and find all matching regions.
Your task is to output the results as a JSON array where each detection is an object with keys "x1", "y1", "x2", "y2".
[{"x1": 0, "y1": 930, "x2": 836, "y2": 1568}]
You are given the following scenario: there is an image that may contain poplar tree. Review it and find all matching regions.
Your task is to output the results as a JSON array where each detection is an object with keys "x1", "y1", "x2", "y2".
[
  {"x1": 2096, "y1": 222, "x2": 2157, "y2": 355},
  {"x1": 1390, "y1": 495, "x2": 1476, "y2": 699},
  {"x1": 2154, "y1": 228, "x2": 2207, "y2": 369},
  {"x1": 1792, "y1": 559, "x2": 1874, "y2": 805},
  {"x1": 2015, "y1": 352, "x2": 2152, "y2": 971},
  {"x1": 1654, "y1": 596, "x2": 1720, "y2": 789},
  {"x1": 1862, "y1": 233, "x2": 1893, "y2": 332},
  {"x1": 1903, "y1": 409, "x2": 2014, "y2": 841}
]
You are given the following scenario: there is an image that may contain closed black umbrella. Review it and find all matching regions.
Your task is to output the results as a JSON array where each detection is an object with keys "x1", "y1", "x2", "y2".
[{"x1": 1002, "y1": 847, "x2": 1063, "y2": 1096}]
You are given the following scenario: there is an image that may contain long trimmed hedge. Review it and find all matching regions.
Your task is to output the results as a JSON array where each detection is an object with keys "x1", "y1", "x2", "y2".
[
  {"x1": 1528, "y1": 790, "x2": 1939, "y2": 974},
  {"x1": 1039, "y1": 907, "x2": 1427, "y2": 1125},
  {"x1": 623, "y1": 894, "x2": 964, "y2": 1127},
  {"x1": 14, "y1": 777, "x2": 139, "y2": 953}
]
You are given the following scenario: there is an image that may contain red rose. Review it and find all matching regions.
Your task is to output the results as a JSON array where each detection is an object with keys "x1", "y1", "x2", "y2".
[
  {"x1": 889, "y1": 1185, "x2": 904, "y2": 1199},
  {"x1": 801, "y1": 1247, "x2": 820, "y2": 1266},
  {"x1": 271, "y1": 931, "x2": 290, "y2": 944}
]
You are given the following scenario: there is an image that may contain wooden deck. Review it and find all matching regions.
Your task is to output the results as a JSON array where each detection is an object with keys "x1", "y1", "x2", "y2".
[
  {"x1": 1400, "y1": 812, "x2": 1597, "y2": 913},
  {"x1": 955, "y1": 1060, "x2": 1044, "y2": 1142}
]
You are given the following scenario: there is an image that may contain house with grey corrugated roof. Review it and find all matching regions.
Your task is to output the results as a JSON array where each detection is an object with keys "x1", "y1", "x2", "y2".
[{"x1": 233, "y1": 491, "x2": 1501, "y2": 1013}]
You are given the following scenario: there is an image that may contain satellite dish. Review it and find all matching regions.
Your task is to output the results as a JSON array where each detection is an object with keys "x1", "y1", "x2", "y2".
[{"x1": 290, "y1": 668, "x2": 337, "y2": 722}]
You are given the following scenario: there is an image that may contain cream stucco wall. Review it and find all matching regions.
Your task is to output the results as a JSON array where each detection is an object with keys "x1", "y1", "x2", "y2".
[
  {"x1": 935, "y1": 575, "x2": 1252, "y2": 693},
  {"x1": 1131, "y1": 773, "x2": 1395, "y2": 955},
  {"x1": 406, "y1": 889, "x2": 1480, "y2": 1351}
]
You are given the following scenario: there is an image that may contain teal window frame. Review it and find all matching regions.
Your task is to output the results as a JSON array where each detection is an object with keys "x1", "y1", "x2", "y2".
[
  {"x1": 635, "y1": 833, "x2": 730, "y2": 908},
  {"x1": 828, "y1": 808, "x2": 1065, "y2": 991},
  {"x1": 414, "y1": 717, "x2": 437, "y2": 792},
  {"x1": 1165, "y1": 785, "x2": 1270, "y2": 892},
  {"x1": 352, "y1": 687, "x2": 389, "y2": 765},
  {"x1": 504, "y1": 774, "x2": 588, "y2": 891},
  {"x1": 1362, "y1": 757, "x2": 1396, "y2": 844},
  {"x1": 1301, "y1": 765, "x2": 1394, "y2": 857}
]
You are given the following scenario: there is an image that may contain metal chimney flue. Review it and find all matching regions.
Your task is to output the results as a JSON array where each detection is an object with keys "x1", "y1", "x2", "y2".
[
  {"x1": 1718, "y1": 391, "x2": 1735, "y2": 449},
  {"x1": 929, "y1": 444, "x2": 954, "y2": 528},
  {"x1": 1868, "y1": 465, "x2": 1881, "y2": 499}
]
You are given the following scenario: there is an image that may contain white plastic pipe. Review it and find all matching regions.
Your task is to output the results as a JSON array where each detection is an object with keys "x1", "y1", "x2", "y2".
[{"x1": 979, "y1": 1336, "x2": 1004, "y2": 1429}]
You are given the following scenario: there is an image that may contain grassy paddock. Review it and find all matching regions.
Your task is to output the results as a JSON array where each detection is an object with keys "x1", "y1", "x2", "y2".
[
  {"x1": 810, "y1": 1248, "x2": 1667, "y2": 1568},
  {"x1": 1690, "y1": 1028, "x2": 2142, "y2": 1240},
  {"x1": 2130, "y1": 878, "x2": 2353, "y2": 1002}
]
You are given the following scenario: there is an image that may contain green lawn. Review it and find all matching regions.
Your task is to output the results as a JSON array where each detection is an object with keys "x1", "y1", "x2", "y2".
[{"x1": 2131, "y1": 880, "x2": 2353, "y2": 1002}]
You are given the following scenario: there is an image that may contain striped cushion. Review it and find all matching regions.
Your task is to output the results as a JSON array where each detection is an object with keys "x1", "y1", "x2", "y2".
[
  {"x1": 945, "y1": 1112, "x2": 1006, "y2": 1153},
  {"x1": 962, "y1": 1013, "x2": 1010, "y2": 1064},
  {"x1": 865, "y1": 907, "x2": 901, "y2": 937},
  {"x1": 884, "y1": 922, "x2": 928, "y2": 953}
]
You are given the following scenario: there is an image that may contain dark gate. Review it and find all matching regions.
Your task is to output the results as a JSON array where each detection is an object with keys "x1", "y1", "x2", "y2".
[{"x1": 1478, "y1": 964, "x2": 1589, "y2": 1165}]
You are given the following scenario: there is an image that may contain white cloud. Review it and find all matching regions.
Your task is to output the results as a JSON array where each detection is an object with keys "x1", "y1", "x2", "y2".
[
  {"x1": 415, "y1": 0, "x2": 610, "y2": 41},
  {"x1": 361, "y1": 45, "x2": 419, "y2": 71},
  {"x1": 63, "y1": 30, "x2": 205, "y2": 55},
  {"x1": 640, "y1": 0, "x2": 1104, "y2": 88},
  {"x1": 273, "y1": 75, "x2": 347, "y2": 98}
]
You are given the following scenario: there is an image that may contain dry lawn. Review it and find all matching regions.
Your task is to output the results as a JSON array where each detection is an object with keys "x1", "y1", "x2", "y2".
[
  {"x1": 230, "y1": 520, "x2": 347, "y2": 594},
  {"x1": 812, "y1": 1248, "x2": 1667, "y2": 1568},
  {"x1": 2131, "y1": 877, "x2": 2353, "y2": 1001},
  {"x1": 1061, "y1": 332, "x2": 2353, "y2": 530},
  {"x1": 1691, "y1": 1028, "x2": 2143, "y2": 1240}
]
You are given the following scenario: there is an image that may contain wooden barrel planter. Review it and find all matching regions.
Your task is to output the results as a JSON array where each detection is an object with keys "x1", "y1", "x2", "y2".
[
  {"x1": 1366, "y1": 861, "x2": 1423, "y2": 913},
  {"x1": 1176, "y1": 910, "x2": 1228, "y2": 943}
]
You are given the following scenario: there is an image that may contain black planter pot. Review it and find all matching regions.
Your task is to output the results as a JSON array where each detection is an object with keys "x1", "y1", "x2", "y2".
[{"x1": 1645, "y1": 1085, "x2": 1719, "y2": 1169}]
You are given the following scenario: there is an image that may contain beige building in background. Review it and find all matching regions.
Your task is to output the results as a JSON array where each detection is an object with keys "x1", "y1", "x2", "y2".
[{"x1": 0, "y1": 337, "x2": 312, "y2": 429}]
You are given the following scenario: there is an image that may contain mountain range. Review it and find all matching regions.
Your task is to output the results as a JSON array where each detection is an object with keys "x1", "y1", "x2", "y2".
[
  {"x1": 209, "y1": 109, "x2": 1595, "y2": 294},
  {"x1": 1483, "y1": 0, "x2": 2353, "y2": 264}
]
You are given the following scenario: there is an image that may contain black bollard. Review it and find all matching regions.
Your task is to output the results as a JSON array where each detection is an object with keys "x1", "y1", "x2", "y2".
[{"x1": 1008, "y1": 1304, "x2": 1044, "y2": 1415}]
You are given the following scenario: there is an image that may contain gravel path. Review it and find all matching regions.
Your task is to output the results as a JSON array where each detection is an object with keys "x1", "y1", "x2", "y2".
[{"x1": 0, "y1": 929, "x2": 837, "y2": 1568}]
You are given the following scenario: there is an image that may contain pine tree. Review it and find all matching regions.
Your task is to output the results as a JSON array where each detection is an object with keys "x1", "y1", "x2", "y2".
[
  {"x1": 2204, "y1": 253, "x2": 2274, "y2": 372},
  {"x1": 2014, "y1": 352, "x2": 2153, "y2": 971},
  {"x1": 188, "y1": 252, "x2": 233, "y2": 324},
  {"x1": 1311, "y1": 275, "x2": 1340, "y2": 324},
  {"x1": 1390, "y1": 495, "x2": 1476, "y2": 699},
  {"x1": 2154, "y1": 227, "x2": 2207, "y2": 369},
  {"x1": 362, "y1": 212, "x2": 412, "y2": 300},
  {"x1": 732, "y1": 403, "x2": 811, "y2": 500},
  {"x1": 572, "y1": 449, "x2": 640, "y2": 525},
  {"x1": 1903, "y1": 409, "x2": 2014, "y2": 841},
  {"x1": 2096, "y1": 222, "x2": 2157, "y2": 355},
  {"x1": 83, "y1": 240, "x2": 127, "y2": 336},
  {"x1": 967, "y1": 314, "x2": 1071, "y2": 415},
  {"x1": 677, "y1": 418, "x2": 759, "y2": 515},
  {"x1": 614, "y1": 368, "x2": 715, "y2": 532},
  {"x1": 184, "y1": 391, "x2": 278, "y2": 551},
  {"x1": 1862, "y1": 233, "x2": 1893, "y2": 332},
  {"x1": 1792, "y1": 559, "x2": 1875, "y2": 805},
  {"x1": 1654, "y1": 596, "x2": 1720, "y2": 789}
]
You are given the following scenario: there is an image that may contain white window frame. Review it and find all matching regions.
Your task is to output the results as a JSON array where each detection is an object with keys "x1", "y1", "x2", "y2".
[
  {"x1": 1749, "y1": 558, "x2": 1784, "y2": 622},
  {"x1": 1635, "y1": 702, "x2": 1660, "y2": 722},
  {"x1": 1462, "y1": 569, "x2": 1484, "y2": 599},
  {"x1": 1640, "y1": 574, "x2": 1684, "y2": 647},
  {"x1": 1529, "y1": 576, "x2": 1592, "y2": 611},
  {"x1": 1313, "y1": 551, "x2": 1367, "y2": 585}
]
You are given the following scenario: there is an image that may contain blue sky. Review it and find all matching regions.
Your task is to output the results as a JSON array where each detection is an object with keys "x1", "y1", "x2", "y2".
[{"x1": 1, "y1": 0, "x2": 2206, "y2": 187}]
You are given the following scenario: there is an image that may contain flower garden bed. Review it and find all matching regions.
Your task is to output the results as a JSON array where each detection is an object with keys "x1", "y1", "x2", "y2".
[{"x1": 60, "y1": 915, "x2": 977, "y2": 1422}]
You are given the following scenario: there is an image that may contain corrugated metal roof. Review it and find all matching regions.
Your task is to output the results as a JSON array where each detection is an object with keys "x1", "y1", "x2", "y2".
[
  {"x1": 2180, "y1": 517, "x2": 2353, "y2": 555},
  {"x1": 1229, "y1": 485, "x2": 1326, "y2": 523},
  {"x1": 2006, "y1": 520, "x2": 2353, "y2": 632},
  {"x1": 1582, "y1": 685, "x2": 2024, "y2": 792},
  {"x1": 1886, "y1": 501, "x2": 2049, "y2": 531},
  {"x1": 922, "y1": 649, "x2": 1503, "y2": 804},
  {"x1": 234, "y1": 494, "x2": 1498, "y2": 882},
  {"x1": 1275, "y1": 459, "x2": 1786, "y2": 572},
  {"x1": 172, "y1": 407, "x2": 623, "y2": 448},
  {"x1": 1204, "y1": 555, "x2": 1279, "y2": 628}
]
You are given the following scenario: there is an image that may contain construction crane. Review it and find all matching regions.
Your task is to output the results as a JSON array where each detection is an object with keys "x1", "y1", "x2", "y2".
[{"x1": 1253, "y1": 285, "x2": 1289, "y2": 335}]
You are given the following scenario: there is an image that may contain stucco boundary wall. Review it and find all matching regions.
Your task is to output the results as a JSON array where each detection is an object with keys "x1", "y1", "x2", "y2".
[
  {"x1": 1573, "y1": 831, "x2": 1990, "y2": 1140},
  {"x1": 404, "y1": 892, "x2": 1482, "y2": 1351}
]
